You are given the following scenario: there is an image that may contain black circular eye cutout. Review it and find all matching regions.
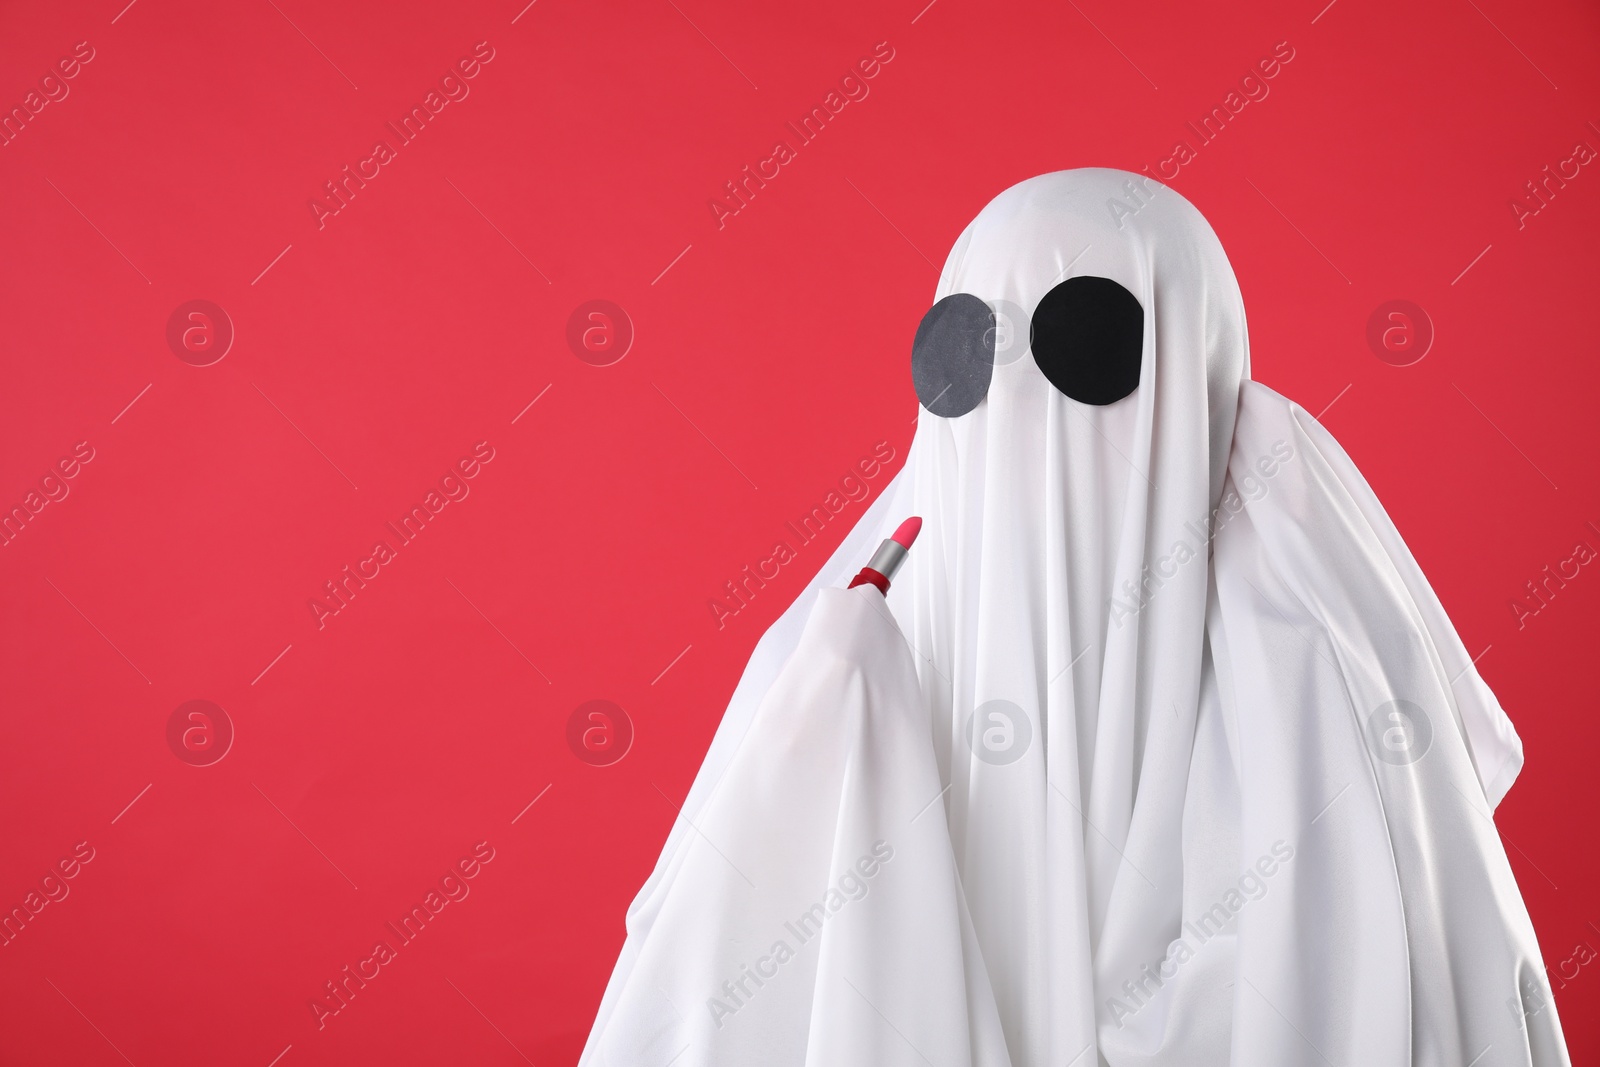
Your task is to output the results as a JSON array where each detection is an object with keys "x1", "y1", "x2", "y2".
[
  {"x1": 1030, "y1": 276, "x2": 1144, "y2": 405},
  {"x1": 911, "y1": 293, "x2": 996, "y2": 418}
]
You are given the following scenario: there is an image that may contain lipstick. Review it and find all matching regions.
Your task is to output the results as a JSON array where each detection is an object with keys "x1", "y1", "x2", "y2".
[{"x1": 848, "y1": 517, "x2": 922, "y2": 595}]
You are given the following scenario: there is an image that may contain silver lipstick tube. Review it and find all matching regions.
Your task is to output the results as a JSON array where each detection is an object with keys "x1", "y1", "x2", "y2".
[{"x1": 864, "y1": 537, "x2": 909, "y2": 582}]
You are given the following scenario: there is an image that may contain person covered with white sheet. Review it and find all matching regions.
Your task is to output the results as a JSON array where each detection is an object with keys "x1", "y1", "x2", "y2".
[{"x1": 578, "y1": 168, "x2": 1570, "y2": 1067}]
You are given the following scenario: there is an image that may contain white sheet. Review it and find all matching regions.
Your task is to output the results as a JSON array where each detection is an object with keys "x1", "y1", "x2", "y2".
[{"x1": 578, "y1": 170, "x2": 1568, "y2": 1067}]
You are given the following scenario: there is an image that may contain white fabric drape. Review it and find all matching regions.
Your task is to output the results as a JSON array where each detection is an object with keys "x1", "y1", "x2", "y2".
[{"x1": 578, "y1": 170, "x2": 1568, "y2": 1067}]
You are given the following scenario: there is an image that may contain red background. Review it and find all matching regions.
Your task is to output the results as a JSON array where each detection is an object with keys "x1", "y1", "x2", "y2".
[{"x1": 2, "y1": 0, "x2": 1597, "y2": 1062}]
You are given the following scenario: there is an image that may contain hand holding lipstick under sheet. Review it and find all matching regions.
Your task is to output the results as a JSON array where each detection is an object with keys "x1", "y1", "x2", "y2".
[{"x1": 578, "y1": 506, "x2": 997, "y2": 1067}]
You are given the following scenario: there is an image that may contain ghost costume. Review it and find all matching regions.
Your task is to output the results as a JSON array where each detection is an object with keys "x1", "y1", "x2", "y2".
[{"x1": 578, "y1": 169, "x2": 1570, "y2": 1067}]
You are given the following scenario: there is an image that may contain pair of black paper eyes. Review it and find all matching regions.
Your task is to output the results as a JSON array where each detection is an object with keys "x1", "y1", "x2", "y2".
[{"x1": 911, "y1": 276, "x2": 1144, "y2": 417}]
